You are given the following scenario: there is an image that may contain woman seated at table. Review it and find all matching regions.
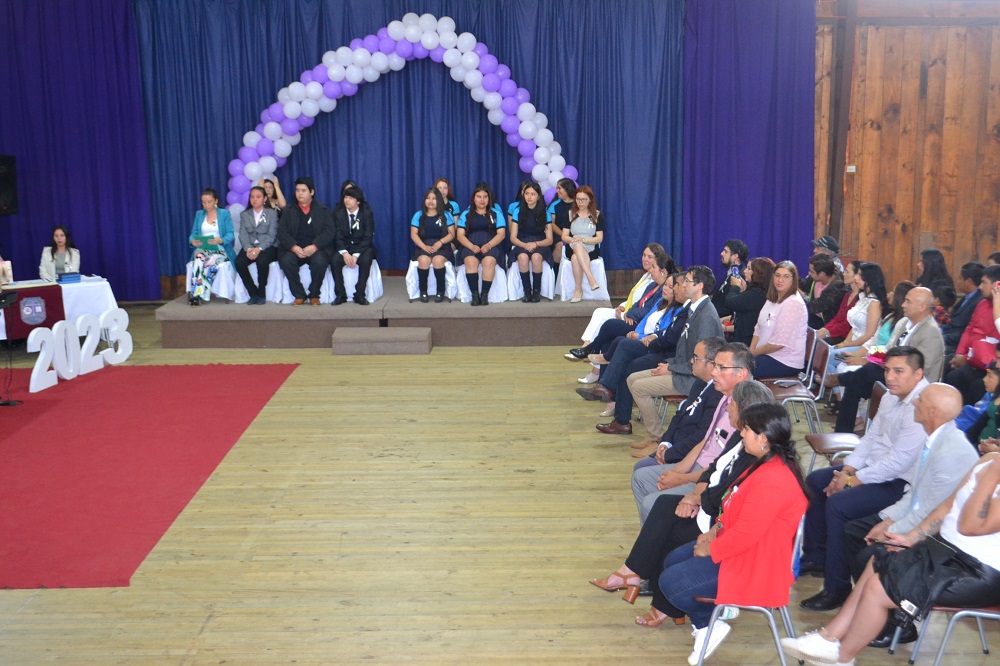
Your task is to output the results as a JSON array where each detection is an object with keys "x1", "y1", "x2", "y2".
[
  {"x1": 258, "y1": 176, "x2": 286, "y2": 210},
  {"x1": 562, "y1": 185, "x2": 605, "y2": 303},
  {"x1": 39, "y1": 225, "x2": 81, "y2": 281},
  {"x1": 456, "y1": 182, "x2": 506, "y2": 306},
  {"x1": 723, "y1": 257, "x2": 774, "y2": 346},
  {"x1": 749, "y1": 260, "x2": 809, "y2": 379},
  {"x1": 509, "y1": 182, "x2": 553, "y2": 303},
  {"x1": 188, "y1": 187, "x2": 235, "y2": 306},
  {"x1": 410, "y1": 186, "x2": 455, "y2": 303},
  {"x1": 782, "y1": 453, "x2": 1000, "y2": 666},
  {"x1": 235, "y1": 186, "x2": 278, "y2": 304}
]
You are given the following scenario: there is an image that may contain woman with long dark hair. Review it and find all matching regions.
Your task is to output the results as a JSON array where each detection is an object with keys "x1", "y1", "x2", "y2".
[
  {"x1": 39, "y1": 225, "x2": 81, "y2": 281},
  {"x1": 456, "y1": 182, "x2": 506, "y2": 306},
  {"x1": 827, "y1": 262, "x2": 890, "y2": 381},
  {"x1": 724, "y1": 257, "x2": 774, "y2": 346},
  {"x1": 749, "y1": 260, "x2": 809, "y2": 379},
  {"x1": 410, "y1": 187, "x2": 455, "y2": 302},
  {"x1": 915, "y1": 248, "x2": 955, "y2": 291},
  {"x1": 509, "y1": 182, "x2": 553, "y2": 302},
  {"x1": 258, "y1": 176, "x2": 286, "y2": 210},
  {"x1": 548, "y1": 177, "x2": 576, "y2": 269}
]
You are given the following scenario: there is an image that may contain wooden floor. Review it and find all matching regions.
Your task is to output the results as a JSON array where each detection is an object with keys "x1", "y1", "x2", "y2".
[{"x1": 0, "y1": 305, "x2": 995, "y2": 664}]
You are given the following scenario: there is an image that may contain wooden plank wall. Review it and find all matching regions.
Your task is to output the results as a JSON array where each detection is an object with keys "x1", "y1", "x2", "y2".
[{"x1": 818, "y1": 0, "x2": 1000, "y2": 289}]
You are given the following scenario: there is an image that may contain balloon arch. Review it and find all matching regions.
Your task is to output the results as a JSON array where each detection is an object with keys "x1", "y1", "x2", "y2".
[{"x1": 224, "y1": 12, "x2": 579, "y2": 219}]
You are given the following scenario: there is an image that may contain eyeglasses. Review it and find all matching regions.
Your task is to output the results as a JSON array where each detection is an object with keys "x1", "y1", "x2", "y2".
[
  {"x1": 714, "y1": 364, "x2": 741, "y2": 372},
  {"x1": 682, "y1": 277, "x2": 697, "y2": 284},
  {"x1": 574, "y1": 198, "x2": 590, "y2": 203},
  {"x1": 774, "y1": 273, "x2": 794, "y2": 280},
  {"x1": 691, "y1": 356, "x2": 715, "y2": 364}
]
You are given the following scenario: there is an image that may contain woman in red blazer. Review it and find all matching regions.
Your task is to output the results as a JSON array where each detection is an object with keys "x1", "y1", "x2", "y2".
[{"x1": 658, "y1": 403, "x2": 809, "y2": 665}]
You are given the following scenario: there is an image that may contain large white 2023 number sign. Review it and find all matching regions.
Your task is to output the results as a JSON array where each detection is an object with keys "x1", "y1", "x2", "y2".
[{"x1": 27, "y1": 307, "x2": 133, "y2": 392}]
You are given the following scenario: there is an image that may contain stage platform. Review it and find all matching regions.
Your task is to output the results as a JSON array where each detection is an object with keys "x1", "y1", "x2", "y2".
[{"x1": 156, "y1": 277, "x2": 609, "y2": 348}]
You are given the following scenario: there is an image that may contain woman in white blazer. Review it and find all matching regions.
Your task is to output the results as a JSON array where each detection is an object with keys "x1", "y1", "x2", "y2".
[{"x1": 39, "y1": 225, "x2": 81, "y2": 281}]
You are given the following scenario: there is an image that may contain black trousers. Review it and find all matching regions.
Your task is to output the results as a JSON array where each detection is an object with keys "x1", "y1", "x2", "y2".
[
  {"x1": 278, "y1": 249, "x2": 330, "y2": 300},
  {"x1": 834, "y1": 362, "x2": 885, "y2": 433},
  {"x1": 331, "y1": 248, "x2": 376, "y2": 299},
  {"x1": 843, "y1": 513, "x2": 883, "y2": 583},
  {"x1": 944, "y1": 363, "x2": 988, "y2": 406},
  {"x1": 235, "y1": 247, "x2": 278, "y2": 298}
]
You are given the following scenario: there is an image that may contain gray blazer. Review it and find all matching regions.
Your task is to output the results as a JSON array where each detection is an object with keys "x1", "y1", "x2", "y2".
[
  {"x1": 888, "y1": 316, "x2": 946, "y2": 382},
  {"x1": 667, "y1": 296, "x2": 725, "y2": 394},
  {"x1": 238, "y1": 207, "x2": 279, "y2": 252},
  {"x1": 882, "y1": 421, "x2": 979, "y2": 533}
]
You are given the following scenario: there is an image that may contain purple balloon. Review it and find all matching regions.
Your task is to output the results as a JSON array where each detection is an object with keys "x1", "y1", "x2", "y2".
[
  {"x1": 350, "y1": 38, "x2": 363, "y2": 50},
  {"x1": 430, "y1": 45, "x2": 446, "y2": 63},
  {"x1": 227, "y1": 159, "x2": 245, "y2": 177},
  {"x1": 363, "y1": 34, "x2": 380, "y2": 52},
  {"x1": 275, "y1": 155, "x2": 288, "y2": 168},
  {"x1": 404, "y1": 52, "x2": 416, "y2": 61},
  {"x1": 226, "y1": 190, "x2": 241, "y2": 205},
  {"x1": 377, "y1": 27, "x2": 389, "y2": 39},
  {"x1": 300, "y1": 70, "x2": 314, "y2": 84},
  {"x1": 299, "y1": 114, "x2": 315, "y2": 128},
  {"x1": 518, "y1": 156, "x2": 535, "y2": 174},
  {"x1": 496, "y1": 64, "x2": 511, "y2": 80},
  {"x1": 544, "y1": 187, "x2": 557, "y2": 204},
  {"x1": 500, "y1": 114, "x2": 520, "y2": 134},
  {"x1": 482, "y1": 73, "x2": 501, "y2": 92},
  {"x1": 395, "y1": 39, "x2": 413, "y2": 58},
  {"x1": 341, "y1": 81, "x2": 359, "y2": 97},
  {"x1": 413, "y1": 43, "x2": 429, "y2": 59},
  {"x1": 312, "y1": 64, "x2": 329, "y2": 84},
  {"x1": 478, "y1": 54, "x2": 499, "y2": 74},
  {"x1": 259, "y1": 109, "x2": 271, "y2": 124},
  {"x1": 256, "y1": 138, "x2": 275, "y2": 157},
  {"x1": 499, "y1": 79, "x2": 518, "y2": 99},
  {"x1": 254, "y1": 123, "x2": 265, "y2": 135},
  {"x1": 269, "y1": 102, "x2": 286, "y2": 122},
  {"x1": 230, "y1": 174, "x2": 252, "y2": 193},
  {"x1": 517, "y1": 139, "x2": 537, "y2": 157},
  {"x1": 515, "y1": 88, "x2": 531, "y2": 104},
  {"x1": 500, "y1": 96, "x2": 519, "y2": 115},
  {"x1": 379, "y1": 37, "x2": 396, "y2": 54},
  {"x1": 280, "y1": 118, "x2": 300, "y2": 136},
  {"x1": 473, "y1": 42, "x2": 488, "y2": 56},
  {"x1": 323, "y1": 80, "x2": 343, "y2": 99},
  {"x1": 507, "y1": 132, "x2": 522, "y2": 148},
  {"x1": 563, "y1": 165, "x2": 579, "y2": 181},
  {"x1": 238, "y1": 146, "x2": 259, "y2": 163}
]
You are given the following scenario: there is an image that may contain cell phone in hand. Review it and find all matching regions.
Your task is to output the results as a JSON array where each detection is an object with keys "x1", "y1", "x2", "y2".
[{"x1": 729, "y1": 265, "x2": 741, "y2": 279}]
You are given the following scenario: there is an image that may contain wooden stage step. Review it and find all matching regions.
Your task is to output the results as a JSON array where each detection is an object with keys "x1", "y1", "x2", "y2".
[{"x1": 331, "y1": 326, "x2": 432, "y2": 355}]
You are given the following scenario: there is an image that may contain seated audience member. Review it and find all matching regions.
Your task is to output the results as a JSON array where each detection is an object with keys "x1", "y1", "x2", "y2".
[
  {"x1": 711, "y1": 239, "x2": 749, "y2": 319},
  {"x1": 817, "y1": 260, "x2": 863, "y2": 345},
  {"x1": 39, "y1": 225, "x2": 80, "y2": 281},
  {"x1": 630, "y1": 343, "x2": 753, "y2": 522},
  {"x1": 723, "y1": 257, "x2": 774, "y2": 346},
  {"x1": 915, "y1": 247, "x2": 955, "y2": 292},
  {"x1": 827, "y1": 287, "x2": 944, "y2": 433},
  {"x1": 804, "y1": 254, "x2": 849, "y2": 330},
  {"x1": 932, "y1": 284, "x2": 956, "y2": 327},
  {"x1": 276, "y1": 177, "x2": 335, "y2": 307},
  {"x1": 410, "y1": 187, "x2": 455, "y2": 303},
  {"x1": 749, "y1": 260, "x2": 809, "y2": 378},
  {"x1": 548, "y1": 177, "x2": 576, "y2": 268},
  {"x1": 943, "y1": 264, "x2": 1000, "y2": 405},
  {"x1": 835, "y1": 281, "x2": 914, "y2": 371},
  {"x1": 432, "y1": 177, "x2": 461, "y2": 216},
  {"x1": 782, "y1": 453, "x2": 1000, "y2": 666},
  {"x1": 561, "y1": 185, "x2": 605, "y2": 302},
  {"x1": 800, "y1": 346, "x2": 930, "y2": 611},
  {"x1": 235, "y1": 186, "x2": 278, "y2": 304},
  {"x1": 590, "y1": 380, "x2": 774, "y2": 628},
  {"x1": 810, "y1": 234, "x2": 844, "y2": 274},
  {"x1": 188, "y1": 188, "x2": 235, "y2": 305},
  {"x1": 258, "y1": 176, "x2": 286, "y2": 210},
  {"x1": 838, "y1": 383, "x2": 978, "y2": 646},
  {"x1": 457, "y1": 182, "x2": 506, "y2": 306},
  {"x1": 331, "y1": 184, "x2": 377, "y2": 305},
  {"x1": 943, "y1": 262, "x2": 986, "y2": 360},
  {"x1": 966, "y1": 360, "x2": 1000, "y2": 454},
  {"x1": 988, "y1": 251, "x2": 1000, "y2": 266},
  {"x1": 826, "y1": 262, "x2": 888, "y2": 380},
  {"x1": 659, "y1": 403, "x2": 809, "y2": 664},
  {"x1": 509, "y1": 182, "x2": 552, "y2": 303}
]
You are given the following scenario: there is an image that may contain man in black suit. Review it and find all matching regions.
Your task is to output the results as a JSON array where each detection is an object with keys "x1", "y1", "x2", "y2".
[
  {"x1": 276, "y1": 177, "x2": 336, "y2": 306},
  {"x1": 942, "y1": 262, "x2": 985, "y2": 360},
  {"x1": 330, "y1": 184, "x2": 377, "y2": 305}
]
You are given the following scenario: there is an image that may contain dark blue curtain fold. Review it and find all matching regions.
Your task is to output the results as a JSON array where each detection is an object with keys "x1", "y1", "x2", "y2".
[
  {"x1": 0, "y1": 0, "x2": 160, "y2": 301},
  {"x1": 134, "y1": 0, "x2": 687, "y2": 275},
  {"x1": 683, "y1": 0, "x2": 815, "y2": 280}
]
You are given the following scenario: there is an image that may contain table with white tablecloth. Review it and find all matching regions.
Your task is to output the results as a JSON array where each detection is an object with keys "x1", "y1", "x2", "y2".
[{"x1": 0, "y1": 277, "x2": 118, "y2": 340}]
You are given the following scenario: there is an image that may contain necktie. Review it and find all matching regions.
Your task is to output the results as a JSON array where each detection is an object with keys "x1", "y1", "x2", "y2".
[{"x1": 350, "y1": 213, "x2": 358, "y2": 231}]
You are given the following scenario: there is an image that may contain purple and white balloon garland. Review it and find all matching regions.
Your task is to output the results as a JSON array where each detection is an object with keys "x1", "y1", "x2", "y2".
[{"x1": 224, "y1": 13, "x2": 579, "y2": 220}]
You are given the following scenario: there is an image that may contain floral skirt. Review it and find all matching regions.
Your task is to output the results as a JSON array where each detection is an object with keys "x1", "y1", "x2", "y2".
[{"x1": 190, "y1": 248, "x2": 229, "y2": 300}]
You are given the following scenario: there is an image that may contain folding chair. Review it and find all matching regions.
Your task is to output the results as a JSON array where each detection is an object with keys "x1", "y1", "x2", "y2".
[
  {"x1": 767, "y1": 340, "x2": 833, "y2": 435},
  {"x1": 803, "y1": 381, "x2": 886, "y2": 472},
  {"x1": 890, "y1": 604, "x2": 1000, "y2": 665}
]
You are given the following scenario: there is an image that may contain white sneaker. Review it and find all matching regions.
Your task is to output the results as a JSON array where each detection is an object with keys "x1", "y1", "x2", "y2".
[
  {"x1": 687, "y1": 620, "x2": 731, "y2": 665},
  {"x1": 577, "y1": 372, "x2": 599, "y2": 384},
  {"x1": 780, "y1": 631, "x2": 841, "y2": 664},
  {"x1": 719, "y1": 607, "x2": 740, "y2": 620}
]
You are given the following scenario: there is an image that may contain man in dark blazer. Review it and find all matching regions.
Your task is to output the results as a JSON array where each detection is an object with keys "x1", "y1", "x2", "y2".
[
  {"x1": 942, "y1": 261, "x2": 985, "y2": 360},
  {"x1": 235, "y1": 185, "x2": 279, "y2": 304},
  {"x1": 330, "y1": 184, "x2": 377, "y2": 305},
  {"x1": 276, "y1": 177, "x2": 336, "y2": 306}
]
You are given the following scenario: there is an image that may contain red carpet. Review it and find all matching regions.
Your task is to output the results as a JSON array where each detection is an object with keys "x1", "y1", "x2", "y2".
[{"x1": 0, "y1": 364, "x2": 297, "y2": 588}]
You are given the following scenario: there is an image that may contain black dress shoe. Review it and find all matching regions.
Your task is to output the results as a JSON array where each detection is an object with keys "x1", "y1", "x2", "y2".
[
  {"x1": 419, "y1": 292, "x2": 429, "y2": 303},
  {"x1": 567, "y1": 347, "x2": 589, "y2": 360},
  {"x1": 354, "y1": 295, "x2": 369, "y2": 305},
  {"x1": 578, "y1": 386, "x2": 614, "y2": 402},
  {"x1": 800, "y1": 589, "x2": 849, "y2": 612},
  {"x1": 522, "y1": 291, "x2": 532, "y2": 303},
  {"x1": 868, "y1": 622, "x2": 918, "y2": 649},
  {"x1": 332, "y1": 295, "x2": 347, "y2": 306},
  {"x1": 530, "y1": 291, "x2": 541, "y2": 302},
  {"x1": 470, "y1": 293, "x2": 481, "y2": 306},
  {"x1": 798, "y1": 561, "x2": 825, "y2": 577},
  {"x1": 434, "y1": 293, "x2": 444, "y2": 303}
]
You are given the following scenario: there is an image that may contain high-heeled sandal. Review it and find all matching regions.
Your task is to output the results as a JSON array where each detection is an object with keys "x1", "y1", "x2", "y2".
[
  {"x1": 590, "y1": 570, "x2": 641, "y2": 603},
  {"x1": 589, "y1": 281, "x2": 600, "y2": 291},
  {"x1": 634, "y1": 609, "x2": 686, "y2": 627}
]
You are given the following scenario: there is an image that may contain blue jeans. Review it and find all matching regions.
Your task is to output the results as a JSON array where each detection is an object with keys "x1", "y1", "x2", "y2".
[
  {"x1": 754, "y1": 354, "x2": 803, "y2": 380},
  {"x1": 659, "y1": 540, "x2": 720, "y2": 629}
]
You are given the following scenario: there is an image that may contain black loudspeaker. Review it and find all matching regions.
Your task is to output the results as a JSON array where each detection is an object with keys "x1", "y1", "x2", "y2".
[{"x1": 0, "y1": 155, "x2": 17, "y2": 215}]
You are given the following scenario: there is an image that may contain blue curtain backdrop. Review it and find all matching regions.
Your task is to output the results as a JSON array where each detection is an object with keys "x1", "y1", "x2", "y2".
[
  {"x1": 0, "y1": 0, "x2": 160, "y2": 301},
  {"x1": 683, "y1": 0, "x2": 816, "y2": 280},
  {"x1": 134, "y1": 0, "x2": 687, "y2": 276}
]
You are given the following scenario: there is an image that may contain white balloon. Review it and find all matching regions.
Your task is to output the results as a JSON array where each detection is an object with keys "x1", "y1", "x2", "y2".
[
  {"x1": 442, "y1": 48, "x2": 462, "y2": 68},
  {"x1": 261, "y1": 172, "x2": 275, "y2": 182},
  {"x1": 388, "y1": 53, "x2": 406, "y2": 71},
  {"x1": 531, "y1": 163, "x2": 550, "y2": 183},
  {"x1": 387, "y1": 20, "x2": 405, "y2": 40},
  {"x1": 533, "y1": 112, "x2": 548, "y2": 130},
  {"x1": 363, "y1": 66, "x2": 380, "y2": 83},
  {"x1": 259, "y1": 155, "x2": 277, "y2": 174},
  {"x1": 301, "y1": 99, "x2": 320, "y2": 117},
  {"x1": 277, "y1": 87, "x2": 291, "y2": 103},
  {"x1": 285, "y1": 131, "x2": 302, "y2": 146},
  {"x1": 274, "y1": 139, "x2": 292, "y2": 158},
  {"x1": 534, "y1": 146, "x2": 552, "y2": 165},
  {"x1": 482, "y1": 92, "x2": 502, "y2": 110},
  {"x1": 402, "y1": 12, "x2": 419, "y2": 25},
  {"x1": 516, "y1": 102, "x2": 536, "y2": 121},
  {"x1": 228, "y1": 203, "x2": 245, "y2": 219},
  {"x1": 345, "y1": 65, "x2": 364, "y2": 84},
  {"x1": 463, "y1": 69, "x2": 483, "y2": 89},
  {"x1": 438, "y1": 31, "x2": 458, "y2": 49},
  {"x1": 371, "y1": 52, "x2": 390, "y2": 73},
  {"x1": 305, "y1": 81, "x2": 324, "y2": 100},
  {"x1": 263, "y1": 122, "x2": 282, "y2": 141},
  {"x1": 437, "y1": 16, "x2": 456, "y2": 34},
  {"x1": 404, "y1": 24, "x2": 422, "y2": 43},
  {"x1": 322, "y1": 50, "x2": 337, "y2": 67},
  {"x1": 461, "y1": 51, "x2": 479, "y2": 71},
  {"x1": 549, "y1": 140, "x2": 562, "y2": 156},
  {"x1": 244, "y1": 161, "x2": 263, "y2": 181},
  {"x1": 518, "y1": 120, "x2": 538, "y2": 140},
  {"x1": 487, "y1": 108, "x2": 505, "y2": 125},
  {"x1": 328, "y1": 64, "x2": 346, "y2": 82},
  {"x1": 548, "y1": 171, "x2": 564, "y2": 187},
  {"x1": 336, "y1": 46, "x2": 354, "y2": 66},
  {"x1": 288, "y1": 81, "x2": 306, "y2": 102},
  {"x1": 283, "y1": 100, "x2": 302, "y2": 119},
  {"x1": 456, "y1": 32, "x2": 477, "y2": 53},
  {"x1": 548, "y1": 154, "x2": 566, "y2": 172},
  {"x1": 318, "y1": 97, "x2": 337, "y2": 113},
  {"x1": 534, "y1": 128, "x2": 554, "y2": 147},
  {"x1": 420, "y1": 31, "x2": 439, "y2": 50},
  {"x1": 470, "y1": 86, "x2": 487, "y2": 103},
  {"x1": 418, "y1": 13, "x2": 438, "y2": 32},
  {"x1": 449, "y1": 66, "x2": 467, "y2": 83},
  {"x1": 352, "y1": 48, "x2": 372, "y2": 68},
  {"x1": 243, "y1": 131, "x2": 261, "y2": 148}
]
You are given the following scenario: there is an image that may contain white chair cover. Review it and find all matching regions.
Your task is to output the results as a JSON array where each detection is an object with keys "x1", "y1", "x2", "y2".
[
  {"x1": 272, "y1": 265, "x2": 335, "y2": 304},
  {"x1": 555, "y1": 256, "x2": 610, "y2": 301},
  {"x1": 185, "y1": 260, "x2": 237, "y2": 301},
  {"x1": 341, "y1": 259, "x2": 383, "y2": 303},
  {"x1": 233, "y1": 263, "x2": 285, "y2": 303},
  {"x1": 505, "y1": 261, "x2": 555, "y2": 301},
  {"x1": 455, "y1": 264, "x2": 508, "y2": 303},
  {"x1": 404, "y1": 260, "x2": 459, "y2": 300}
]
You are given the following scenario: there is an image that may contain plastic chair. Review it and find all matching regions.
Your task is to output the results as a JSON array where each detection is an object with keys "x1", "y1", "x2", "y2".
[
  {"x1": 889, "y1": 605, "x2": 1000, "y2": 665},
  {"x1": 404, "y1": 260, "x2": 458, "y2": 301},
  {"x1": 340, "y1": 259, "x2": 383, "y2": 303},
  {"x1": 803, "y1": 381, "x2": 886, "y2": 472},
  {"x1": 185, "y1": 259, "x2": 237, "y2": 301},
  {"x1": 232, "y1": 262, "x2": 285, "y2": 303},
  {"x1": 555, "y1": 256, "x2": 610, "y2": 301},
  {"x1": 455, "y1": 265, "x2": 509, "y2": 304},
  {"x1": 505, "y1": 262, "x2": 556, "y2": 301}
]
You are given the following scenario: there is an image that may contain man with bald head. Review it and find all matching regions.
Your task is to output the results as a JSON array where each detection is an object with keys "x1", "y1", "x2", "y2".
[{"x1": 828, "y1": 286, "x2": 945, "y2": 432}]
